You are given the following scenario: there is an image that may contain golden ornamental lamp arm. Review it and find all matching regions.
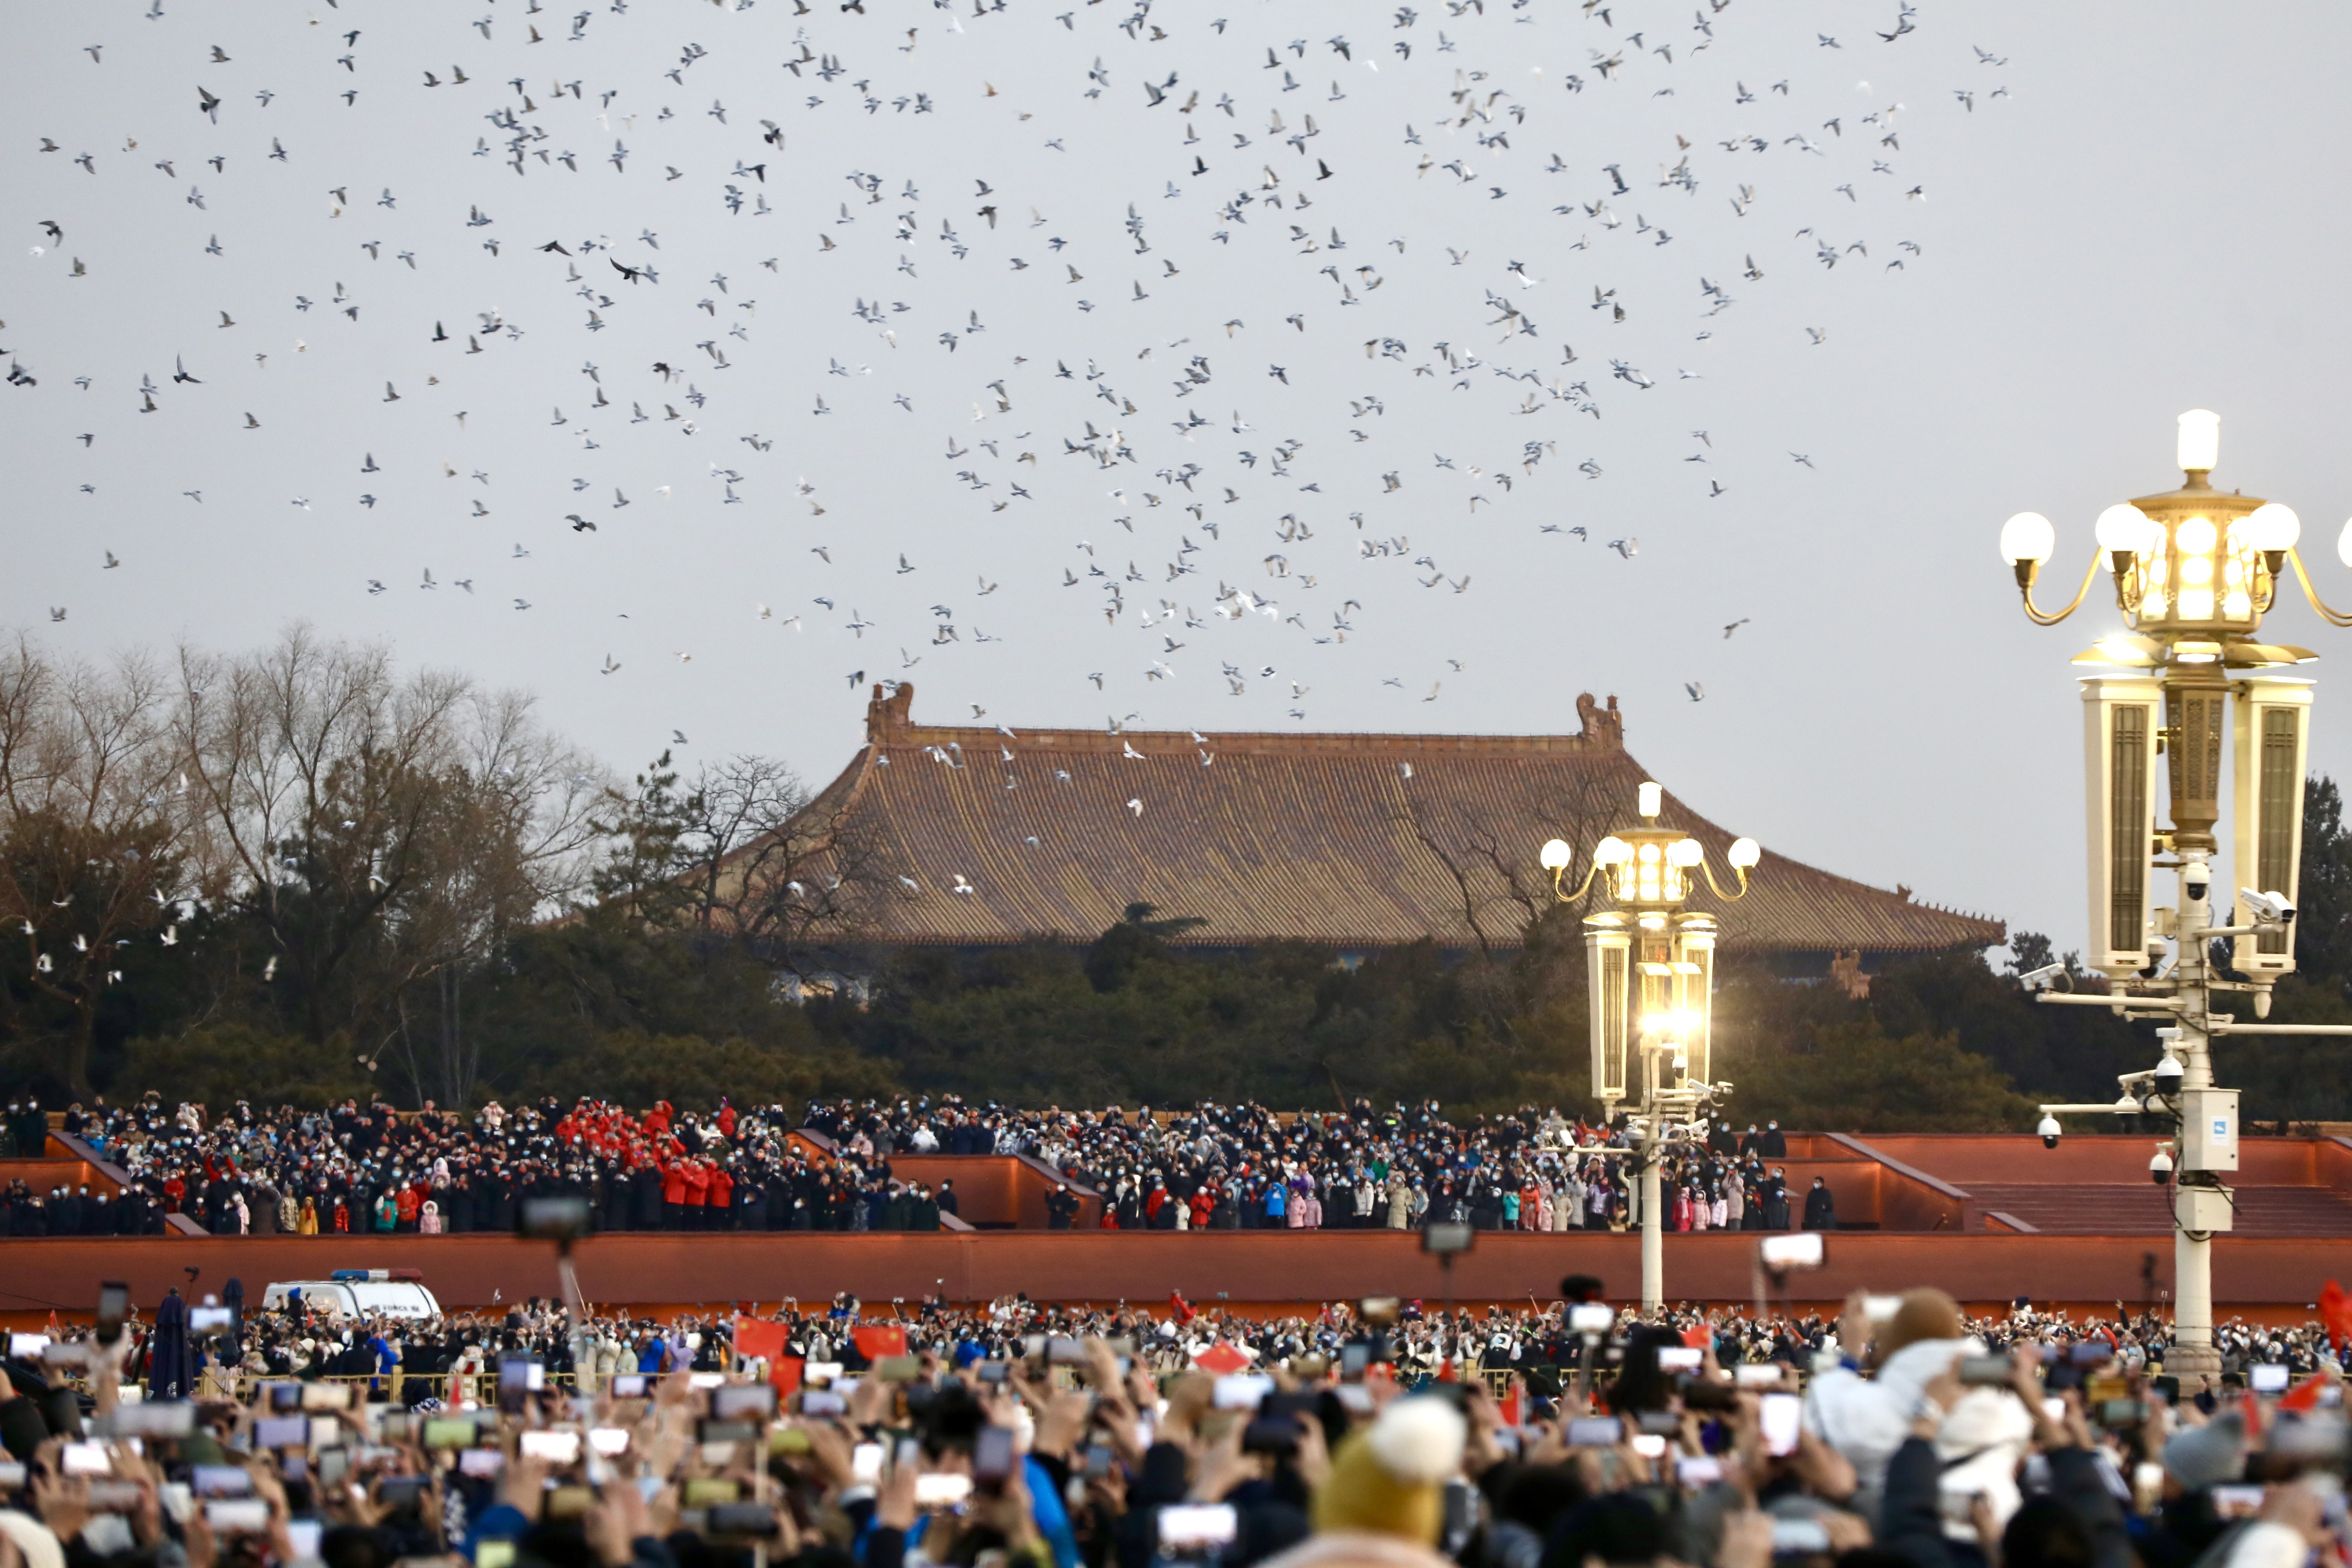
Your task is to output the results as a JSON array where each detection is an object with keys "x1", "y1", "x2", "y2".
[
  {"x1": 2000, "y1": 511, "x2": 2104, "y2": 627},
  {"x1": 1546, "y1": 858, "x2": 1608, "y2": 904},
  {"x1": 2284, "y1": 546, "x2": 2352, "y2": 630},
  {"x1": 1695, "y1": 839, "x2": 1761, "y2": 901},
  {"x1": 1543, "y1": 835, "x2": 1629, "y2": 904}
]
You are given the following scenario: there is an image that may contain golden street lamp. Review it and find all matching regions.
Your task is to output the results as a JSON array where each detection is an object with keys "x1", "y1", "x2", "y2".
[
  {"x1": 1542, "y1": 780, "x2": 1761, "y2": 1312},
  {"x1": 2000, "y1": 409, "x2": 2352, "y2": 1392}
]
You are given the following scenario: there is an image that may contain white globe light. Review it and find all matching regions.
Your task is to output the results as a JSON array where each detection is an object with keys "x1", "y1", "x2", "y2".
[
  {"x1": 2000, "y1": 512, "x2": 2056, "y2": 566},
  {"x1": 2094, "y1": 503, "x2": 2157, "y2": 555},
  {"x1": 1594, "y1": 836, "x2": 1632, "y2": 867},
  {"x1": 2338, "y1": 518, "x2": 2352, "y2": 572},
  {"x1": 1667, "y1": 838, "x2": 1703, "y2": 868},
  {"x1": 2244, "y1": 502, "x2": 2302, "y2": 552},
  {"x1": 1539, "y1": 839, "x2": 1572, "y2": 872},
  {"x1": 1727, "y1": 838, "x2": 1761, "y2": 870}
]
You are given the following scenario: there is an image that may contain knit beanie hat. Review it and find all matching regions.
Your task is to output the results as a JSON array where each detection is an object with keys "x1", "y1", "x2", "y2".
[
  {"x1": 1310, "y1": 1396, "x2": 1468, "y2": 1544},
  {"x1": 2162, "y1": 1409, "x2": 2247, "y2": 1490}
]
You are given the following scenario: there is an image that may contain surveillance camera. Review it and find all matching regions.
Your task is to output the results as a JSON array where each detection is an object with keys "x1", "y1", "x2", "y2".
[
  {"x1": 2017, "y1": 962, "x2": 2068, "y2": 994},
  {"x1": 2182, "y1": 863, "x2": 2211, "y2": 899},
  {"x1": 2153, "y1": 1054, "x2": 2184, "y2": 1087},
  {"x1": 2241, "y1": 888, "x2": 2296, "y2": 927},
  {"x1": 2150, "y1": 1148, "x2": 2174, "y2": 1185},
  {"x1": 2037, "y1": 1113, "x2": 2061, "y2": 1150}
]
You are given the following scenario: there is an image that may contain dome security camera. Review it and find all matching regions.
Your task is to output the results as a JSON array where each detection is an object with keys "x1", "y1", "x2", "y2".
[
  {"x1": 2037, "y1": 1113, "x2": 2061, "y2": 1150},
  {"x1": 2150, "y1": 1148, "x2": 2175, "y2": 1185},
  {"x1": 2153, "y1": 1054, "x2": 2184, "y2": 1090}
]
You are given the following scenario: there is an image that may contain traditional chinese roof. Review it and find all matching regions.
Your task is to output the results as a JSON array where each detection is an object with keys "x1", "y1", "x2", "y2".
[{"x1": 771, "y1": 684, "x2": 2003, "y2": 958}]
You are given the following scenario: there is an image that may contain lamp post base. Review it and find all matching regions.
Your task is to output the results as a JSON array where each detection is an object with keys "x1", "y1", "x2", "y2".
[{"x1": 2162, "y1": 1343, "x2": 2221, "y2": 1396}]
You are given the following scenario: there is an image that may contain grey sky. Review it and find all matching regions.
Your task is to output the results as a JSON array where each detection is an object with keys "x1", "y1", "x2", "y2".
[{"x1": 7, "y1": 0, "x2": 2352, "y2": 959}]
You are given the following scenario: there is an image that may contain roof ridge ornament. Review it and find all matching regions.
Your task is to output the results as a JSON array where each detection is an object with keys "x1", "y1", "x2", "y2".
[
  {"x1": 1575, "y1": 691, "x2": 1624, "y2": 747},
  {"x1": 867, "y1": 680, "x2": 916, "y2": 743}
]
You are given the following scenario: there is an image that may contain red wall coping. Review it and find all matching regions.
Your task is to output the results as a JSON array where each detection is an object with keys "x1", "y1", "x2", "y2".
[{"x1": 4, "y1": 1230, "x2": 2348, "y2": 1319}]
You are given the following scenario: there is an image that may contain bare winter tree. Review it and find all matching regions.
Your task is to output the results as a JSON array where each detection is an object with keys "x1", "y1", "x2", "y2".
[
  {"x1": 0, "y1": 637, "x2": 194, "y2": 1098},
  {"x1": 171, "y1": 627, "x2": 602, "y2": 1094}
]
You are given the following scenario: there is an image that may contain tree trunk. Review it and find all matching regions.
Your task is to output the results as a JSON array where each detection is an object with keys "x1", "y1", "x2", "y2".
[{"x1": 66, "y1": 995, "x2": 98, "y2": 1103}]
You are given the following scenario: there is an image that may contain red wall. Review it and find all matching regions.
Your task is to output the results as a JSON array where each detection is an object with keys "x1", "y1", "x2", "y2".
[{"x1": 5, "y1": 1229, "x2": 2348, "y2": 1320}]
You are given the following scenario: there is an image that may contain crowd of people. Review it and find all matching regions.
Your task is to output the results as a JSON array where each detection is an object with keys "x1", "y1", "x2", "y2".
[
  {"x1": 0, "y1": 1093, "x2": 1836, "y2": 1239},
  {"x1": 4, "y1": 1282, "x2": 2350, "y2": 1568},
  {"x1": 804, "y1": 1100, "x2": 1824, "y2": 1236}
]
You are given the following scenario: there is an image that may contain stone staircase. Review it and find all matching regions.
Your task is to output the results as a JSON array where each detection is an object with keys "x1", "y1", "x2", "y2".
[{"x1": 1955, "y1": 1181, "x2": 2352, "y2": 1237}]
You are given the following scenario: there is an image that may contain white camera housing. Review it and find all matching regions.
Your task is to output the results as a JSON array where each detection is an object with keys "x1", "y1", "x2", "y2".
[
  {"x1": 2017, "y1": 962, "x2": 2066, "y2": 993},
  {"x1": 2240, "y1": 888, "x2": 2296, "y2": 927}
]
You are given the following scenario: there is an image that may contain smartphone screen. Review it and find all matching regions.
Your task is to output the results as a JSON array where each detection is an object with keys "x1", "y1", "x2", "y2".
[
  {"x1": 2212, "y1": 1485, "x2": 2267, "y2": 1520},
  {"x1": 423, "y1": 1418, "x2": 477, "y2": 1449},
  {"x1": 206, "y1": 1500, "x2": 271, "y2": 1533},
  {"x1": 610, "y1": 1374, "x2": 648, "y2": 1398},
  {"x1": 1212, "y1": 1374, "x2": 1273, "y2": 1410},
  {"x1": 852, "y1": 1443, "x2": 884, "y2": 1483},
  {"x1": 1566, "y1": 1417, "x2": 1623, "y2": 1447},
  {"x1": 1771, "y1": 1518, "x2": 1832, "y2": 1554},
  {"x1": 1679, "y1": 1455, "x2": 1723, "y2": 1485},
  {"x1": 193, "y1": 1465, "x2": 253, "y2": 1498},
  {"x1": 1656, "y1": 1346, "x2": 1702, "y2": 1372},
  {"x1": 62, "y1": 1442, "x2": 112, "y2": 1477},
  {"x1": 1760, "y1": 1393, "x2": 1802, "y2": 1457},
  {"x1": 2251, "y1": 1364, "x2": 2289, "y2": 1394},
  {"x1": 1158, "y1": 1504, "x2": 1238, "y2": 1552},
  {"x1": 589, "y1": 1428, "x2": 631, "y2": 1457},
  {"x1": 914, "y1": 1474, "x2": 971, "y2": 1507},
  {"x1": 972, "y1": 1425, "x2": 1015, "y2": 1481},
  {"x1": 1758, "y1": 1232, "x2": 1825, "y2": 1271},
  {"x1": 98, "y1": 1282, "x2": 130, "y2": 1343},
  {"x1": 520, "y1": 1430, "x2": 580, "y2": 1464},
  {"x1": 256, "y1": 1416, "x2": 309, "y2": 1450},
  {"x1": 712, "y1": 1384, "x2": 778, "y2": 1420}
]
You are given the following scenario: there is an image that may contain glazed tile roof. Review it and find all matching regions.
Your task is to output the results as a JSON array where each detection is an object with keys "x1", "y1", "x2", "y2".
[{"x1": 770, "y1": 684, "x2": 2003, "y2": 955}]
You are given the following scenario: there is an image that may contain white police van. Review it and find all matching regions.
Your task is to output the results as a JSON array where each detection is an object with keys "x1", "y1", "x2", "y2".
[{"x1": 261, "y1": 1269, "x2": 443, "y2": 1321}]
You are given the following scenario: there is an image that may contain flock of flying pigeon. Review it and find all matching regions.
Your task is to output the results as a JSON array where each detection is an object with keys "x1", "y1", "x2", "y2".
[{"x1": 10, "y1": 0, "x2": 2009, "y2": 747}]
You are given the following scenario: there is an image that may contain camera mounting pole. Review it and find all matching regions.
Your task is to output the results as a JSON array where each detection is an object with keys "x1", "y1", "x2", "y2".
[{"x1": 2000, "y1": 410, "x2": 2352, "y2": 1394}]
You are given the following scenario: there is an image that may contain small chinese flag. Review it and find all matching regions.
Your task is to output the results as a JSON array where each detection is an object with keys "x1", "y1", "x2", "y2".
[
  {"x1": 1194, "y1": 1343, "x2": 1251, "y2": 1376},
  {"x1": 733, "y1": 1317, "x2": 789, "y2": 1365},
  {"x1": 851, "y1": 1324, "x2": 909, "y2": 1360}
]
